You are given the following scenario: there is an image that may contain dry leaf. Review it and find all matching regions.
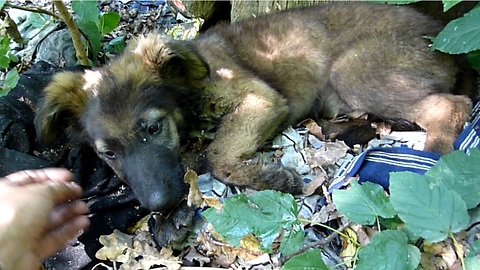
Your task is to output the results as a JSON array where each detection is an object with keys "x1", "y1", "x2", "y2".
[
  {"x1": 184, "y1": 247, "x2": 211, "y2": 266},
  {"x1": 184, "y1": 169, "x2": 203, "y2": 207},
  {"x1": 240, "y1": 234, "x2": 261, "y2": 252},
  {"x1": 350, "y1": 224, "x2": 371, "y2": 246},
  {"x1": 306, "y1": 141, "x2": 349, "y2": 168},
  {"x1": 203, "y1": 196, "x2": 223, "y2": 210},
  {"x1": 96, "y1": 223, "x2": 181, "y2": 269},
  {"x1": 312, "y1": 203, "x2": 340, "y2": 224},
  {"x1": 300, "y1": 118, "x2": 325, "y2": 140},
  {"x1": 302, "y1": 167, "x2": 327, "y2": 196},
  {"x1": 340, "y1": 227, "x2": 358, "y2": 268},
  {"x1": 197, "y1": 226, "x2": 266, "y2": 268},
  {"x1": 422, "y1": 240, "x2": 459, "y2": 269},
  {"x1": 95, "y1": 229, "x2": 133, "y2": 261}
]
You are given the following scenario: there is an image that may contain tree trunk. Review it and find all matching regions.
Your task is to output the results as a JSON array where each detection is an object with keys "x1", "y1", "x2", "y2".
[{"x1": 231, "y1": 0, "x2": 323, "y2": 22}]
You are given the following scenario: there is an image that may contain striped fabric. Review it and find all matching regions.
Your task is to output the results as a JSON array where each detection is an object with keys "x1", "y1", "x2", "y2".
[{"x1": 329, "y1": 99, "x2": 480, "y2": 191}]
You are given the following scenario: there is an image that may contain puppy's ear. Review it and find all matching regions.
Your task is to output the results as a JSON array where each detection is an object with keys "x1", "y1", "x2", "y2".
[
  {"x1": 35, "y1": 71, "x2": 90, "y2": 144},
  {"x1": 132, "y1": 34, "x2": 209, "y2": 82}
]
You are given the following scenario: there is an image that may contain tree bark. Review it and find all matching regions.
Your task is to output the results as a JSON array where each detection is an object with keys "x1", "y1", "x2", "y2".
[{"x1": 230, "y1": 0, "x2": 323, "y2": 22}]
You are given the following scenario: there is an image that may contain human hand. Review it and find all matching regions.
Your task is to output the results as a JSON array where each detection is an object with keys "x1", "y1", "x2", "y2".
[{"x1": 0, "y1": 168, "x2": 90, "y2": 270}]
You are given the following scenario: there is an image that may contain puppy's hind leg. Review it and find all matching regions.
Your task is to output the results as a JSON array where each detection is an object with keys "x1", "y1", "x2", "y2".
[
  {"x1": 206, "y1": 80, "x2": 304, "y2": 194},
  {"x1": 404, "y1": 93, "x2": 471, "y2": 154}
]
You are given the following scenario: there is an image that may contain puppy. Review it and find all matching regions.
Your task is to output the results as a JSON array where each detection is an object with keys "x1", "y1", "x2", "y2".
[{"x1": 35, "y1": 2, "x2": 473, "y2": 244}]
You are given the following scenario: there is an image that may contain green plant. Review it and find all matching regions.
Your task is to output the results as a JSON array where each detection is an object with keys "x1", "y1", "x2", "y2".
[
  {"x1": 383, "y1": 0, "x2": 480, "y2": 70},
  {"x1": 0, "y1": 0, "x2": 122, "y2": 95},
  {"x1": 70, "y1": 0, "x2": 121, "y2": 65},
  {"x1": 0, "y1": 0, "x2": 19, "y2": 96},
  {"x1": 332, "y1": 149, "x2": 480, "y2": 269},
  {"x1": 201, "y1": 149, "x2": 480, "y2": 269},
  {"x1": 202, "y1": 190, "x2": 305, "y2": 256},
  {"x1": 0, "y1": 36, "x2": 19, "y2": 96}
]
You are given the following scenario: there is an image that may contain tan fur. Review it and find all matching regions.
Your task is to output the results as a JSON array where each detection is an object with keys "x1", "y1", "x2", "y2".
[{"x1": 36, "y1": 3, "x2": 474, "y2": 215}]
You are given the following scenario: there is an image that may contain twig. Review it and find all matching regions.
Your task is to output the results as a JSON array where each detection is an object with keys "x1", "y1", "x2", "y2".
[
  {"x1": 279, "y1": 221, "x2": 351, "y2": 264},
  {"x1": 0, "y1": 10, "x2": 22, "y2": 44},
  {"x1": 52, "y1": 0, "x2": 89, "y2": 66},
  {"x1": 4, "y1": 2, "x2": 60, "y2": 20},
  {"x1": 450, "y1": 234, "x2": 466, "y2": 270}
]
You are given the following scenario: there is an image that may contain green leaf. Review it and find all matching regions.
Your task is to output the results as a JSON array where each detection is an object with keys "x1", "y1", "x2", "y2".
[
  {"x1": 76, "y1": 20, "x2": 102, "y2": 62},
  {"x1": 7, "y1": 53, "x2": 18, "y2": 63},
  {"x1": 0, "y1": 55, "x2": 10, "y2": 69},
  {"x1": 332, "y1": 181, "x2": 396, "y2": 225},
  {"x1": 356, "y1": 230, "x2": 420, "y2": 270},
  {"x1": 72, "y1": 0, "x2": 103, "y2": 62},
  {"x1": 100, "y1": 11, "x2": 120, "y2": 35},
  {"x1": 202, "y1": 190, "x2": 304, "y2": 255},
  {"x1": 0, "y1": 37, "x2": 11, "y2": 68},
  {"x1": 378, "y1": 215, "x2": 404, "y2": 230},
  {"x1": 443, "y1": 0, "x2": 462, "y2": 12},
  {"x1": 71, "y1": 0, "x2": 100, "y2": 24},
  {"x1": 4, "y1": 68, "x2": 19, "y2": 89},
  {"x1": 425, "y1": 149, "x2": 480, "y2": 209},
  {"x1": 467, "y1": 50, "x2": 480, "y2": 70},
  {"x1": 1, "y1": 68, "x2": 19, "y2": 96},
  {"x1": 279, "y1": 224, "x2": 305, "y2": 256},
  {"x1": 281, "y1": 249, "x2": 328, "y2": 270},
  {"x1": 432, "y1": 6, "x2": 480, "y2": 54},
  {"x1": 465, "y1": 239, "x2": 480, "y2": 269},
  {"x1": 104, "y1": 36, "x2": 126, "y2": 55},
  {"x1": 389, "y1": 172, "x2": 469, "y2": 242}
]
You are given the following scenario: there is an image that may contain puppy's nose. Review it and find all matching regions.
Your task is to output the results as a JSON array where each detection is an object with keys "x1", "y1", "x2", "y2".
[{"x1": 142, "y1": 191, "x2": 180, "y2": 212}]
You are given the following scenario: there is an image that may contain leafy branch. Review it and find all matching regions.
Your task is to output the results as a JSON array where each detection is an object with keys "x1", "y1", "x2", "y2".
[
  {"x1": 0, "y1": 0, "x2": 122, "y2": 95},
  {"x1": 52, "y1": 0, "x2": 88, "y2": 66}
]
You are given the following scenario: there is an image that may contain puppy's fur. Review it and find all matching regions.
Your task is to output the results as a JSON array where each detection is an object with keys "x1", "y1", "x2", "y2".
[{"x1": 36, "y1": 3, "x2": 473, "y2": 224}]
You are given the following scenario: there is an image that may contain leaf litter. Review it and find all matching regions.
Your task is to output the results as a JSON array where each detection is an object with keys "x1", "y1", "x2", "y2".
[{"x1": 94, "y1": 111, "x2": 439, "y2": 269}]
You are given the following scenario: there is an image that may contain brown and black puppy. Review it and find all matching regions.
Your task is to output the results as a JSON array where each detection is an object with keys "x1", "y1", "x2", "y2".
[{"x1": 35, "y1": 3, "x2": 473, "y2": 242}]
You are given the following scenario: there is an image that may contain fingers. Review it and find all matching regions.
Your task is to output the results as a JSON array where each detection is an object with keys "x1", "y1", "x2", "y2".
[
  {"x1": 39, "y1": 181, "x2": 84, "y2": 204},
  {"x1": 3, "y1": 168, "x2": 73, "y2": 186},
  {"x1": 34, "y1": 215, "x2": 90, "y2": 259},
  {"x1": 2, "y1": 168, "x2": 82, "y2": 204},
  {"x1": 49, "y1": 200, "x2": 89, "y2": 229}
]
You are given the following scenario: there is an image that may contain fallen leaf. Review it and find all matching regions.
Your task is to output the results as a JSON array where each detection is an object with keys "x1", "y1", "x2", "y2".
[
  {"x1": 183, "y1": 247, "x2": 211, "y2": 266},
  {"x1": 340, "y1": 227, "x2": 358, "y2": 268},
  {"x1": 350, "y1": 224, "x2": 371, "y2": 246},
  {"x1": 422, "y1": 239, "x2": 460, "y2": 269},
  {"x1": 240, "y1": 233, "x2": 262, "y2": 252},
  {"x1": 95, "y1": 229, "x2": 133, "y2": 261},
  {"x1": 197, "y1": 226, "x2": 266, "y2": 268},
  {"x1": 302, "y1": 167, "x2": 327, "y2": 196},
  {"x1": 300, "y1": 118, "x2": 325, "y2": 140},
  {"x1": 306, "y1": 141, "x2": 349, "y2": 169},
  {"x1": 311, "y1": 203, "x2": 340, "y2": 224},
  {"x1": 184, "y1": 169, "x2": 203, "y2": 207}
]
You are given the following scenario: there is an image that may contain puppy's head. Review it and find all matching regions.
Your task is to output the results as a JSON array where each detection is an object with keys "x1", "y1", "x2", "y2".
[{"x1": 35, "y1": 34, "x2": 209, "y2": 212}]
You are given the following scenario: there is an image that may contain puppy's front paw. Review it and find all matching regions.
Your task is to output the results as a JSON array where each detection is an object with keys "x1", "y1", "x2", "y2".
[{"x1": 149, "y1": 200, "x2": 194, "y2": 247}]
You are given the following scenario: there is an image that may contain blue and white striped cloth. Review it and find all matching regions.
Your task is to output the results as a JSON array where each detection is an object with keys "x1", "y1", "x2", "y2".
[{"x1": 329, "y1": 99, "x2": 480, "y2": 191}]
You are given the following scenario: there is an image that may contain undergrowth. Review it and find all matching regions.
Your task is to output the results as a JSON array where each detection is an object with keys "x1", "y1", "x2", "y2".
[{"x1": 203, "y1": 149, "x2": 480, "y2": 269}]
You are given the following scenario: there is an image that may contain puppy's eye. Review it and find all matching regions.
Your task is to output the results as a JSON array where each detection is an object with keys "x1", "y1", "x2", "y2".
[
  {"x1": 103, "y1": 150, "x2": 117, "y2": 160},
  {"x1": 148, "y1": 122, "x2": 162, "y2": 135}
]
